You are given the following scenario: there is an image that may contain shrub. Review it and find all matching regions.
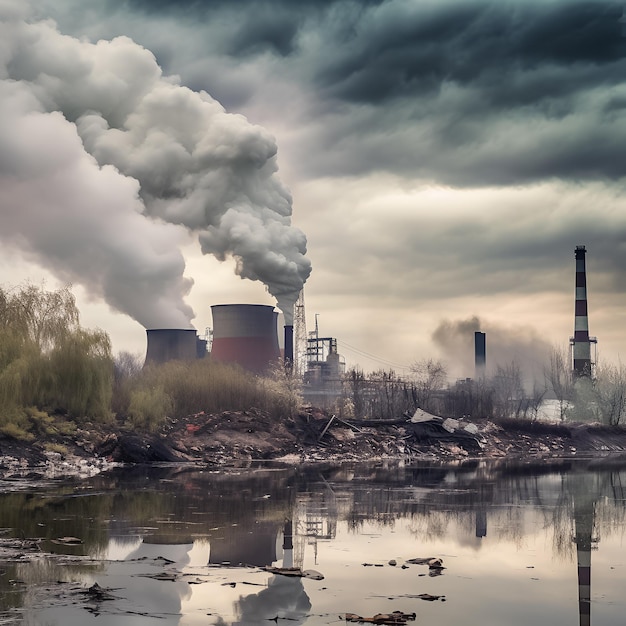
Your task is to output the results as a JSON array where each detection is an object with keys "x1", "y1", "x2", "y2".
[
  {"x1": 0, "y1": 283, "x2": 115, "y2": 434},
  {"x1": 127, "y1": 386, "x2": 173, "y2": 432}
]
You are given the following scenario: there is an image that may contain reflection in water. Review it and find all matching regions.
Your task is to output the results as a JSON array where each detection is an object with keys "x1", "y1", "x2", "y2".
[
  {"x1": 230, "y1": 520, "x2": 312, "y2": 625},
  {"x1": 1, "y1": 461, "x2": 626, "y2": 624},
  {"x1": 235, "y1": 575, "x2": 311, "y2": 626}
]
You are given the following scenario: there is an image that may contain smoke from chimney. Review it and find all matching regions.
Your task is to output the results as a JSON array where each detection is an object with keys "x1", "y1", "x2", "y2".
[
  {"x1": 433, "y1": 315, "x2": 552, "y2": 385},
  {"x1": 0, "y1": 3, "x2": 311, "y2": 328}
]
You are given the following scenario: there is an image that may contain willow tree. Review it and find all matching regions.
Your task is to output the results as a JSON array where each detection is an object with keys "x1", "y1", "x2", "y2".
[{"x1": 0, "y1": 283, "x2": 113, "y2": 438}]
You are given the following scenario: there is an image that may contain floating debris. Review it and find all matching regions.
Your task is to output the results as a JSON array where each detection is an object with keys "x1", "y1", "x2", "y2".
[
  {"x1": 406, "y1": 557, "x2": 444, "y2": 570},
  {"x1": 344, "y1": 611, "x2": 416, "y2": 625},
  {"x1": 80, "y1": 582, "x2": 117, "y2": 602},
  {"x1": 51, "y1": 536, "x2": 83, "y2": 546},
  {"x1": 263, "y1": 566, "x2": 324, "y2": 580}
]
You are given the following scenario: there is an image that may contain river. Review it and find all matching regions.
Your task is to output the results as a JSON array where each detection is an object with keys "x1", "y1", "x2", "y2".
[{"x1": 1, "y1": 458, "x2": 625, "y2": 625}]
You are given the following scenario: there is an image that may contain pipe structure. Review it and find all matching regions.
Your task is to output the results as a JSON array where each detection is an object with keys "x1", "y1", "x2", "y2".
[
  {"x1": 284, "y1": 325, "x2": 294, "y2": 370},
  {"x1": 474, "y1": 331, "x2": 486, "y2": 379},
  {"x1": 572, "y1": 246, "x2": 592, "y2": 377},
  {"x1": 145, "y1": 329, "x2": 199, "y2": 365},
  {"x1": 210, "y1": 304, "x2": 280, "y2": 374}
]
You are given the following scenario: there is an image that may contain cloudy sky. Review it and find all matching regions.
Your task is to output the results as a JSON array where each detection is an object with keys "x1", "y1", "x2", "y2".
[{"x1": 1, "y1": 0, "x2": 625, "y2": 380}]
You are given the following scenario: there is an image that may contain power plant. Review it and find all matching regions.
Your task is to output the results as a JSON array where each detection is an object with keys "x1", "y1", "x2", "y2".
[
  {"x1": 142, "y1": 247, "x2": 596, "y2": 399},
  {"x1": 570, "y1": 245, "x2": 597, "y2": 378},
  {"x1": 210, "y1": 304, "x2": 281, "y2": 374},
  {"x1": 142, "y1": 293, "x2": 345, "y2": 405}
]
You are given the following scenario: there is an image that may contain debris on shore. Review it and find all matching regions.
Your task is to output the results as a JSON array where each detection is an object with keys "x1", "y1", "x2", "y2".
[{"x1": 2, "y1": 406, "x2": 626, "y2": 479}]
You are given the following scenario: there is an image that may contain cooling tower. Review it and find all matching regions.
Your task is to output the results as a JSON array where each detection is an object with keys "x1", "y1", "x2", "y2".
[
  {"x1": 145, "y1": 329, "x2": 199, "y2": 365},
  {"x1": 210, "y1": 304, "x2": 280, "y2": 373}
]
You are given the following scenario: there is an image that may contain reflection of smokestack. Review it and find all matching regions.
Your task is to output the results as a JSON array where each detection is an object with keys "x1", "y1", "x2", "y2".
[
  {"x1": 572, "y1": 246, "x2": 592, "y2": 377},
  {"x1": 145, "y1": 329, "x2": 199, "y2": 365},
  {"x1": 284, "y1": 325, "x2": 294, "y2": 369},
  {"x1": 574, "y1": 498, "x2": 594, "y2": 626},
  {"x1": 210, "y1": 304, "x2": 280, "y2": 374},
  {"x1": 282, "y1": 519, "x2": 294, "y2": 568},
  {"x1": 474, "y1": 331, "x2": 486, "y2": 378}
]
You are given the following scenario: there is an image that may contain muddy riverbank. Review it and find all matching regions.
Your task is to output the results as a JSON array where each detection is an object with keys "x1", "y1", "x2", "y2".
[{"x1": 2, "y1": 408, "x2": 626, "y2": 480}]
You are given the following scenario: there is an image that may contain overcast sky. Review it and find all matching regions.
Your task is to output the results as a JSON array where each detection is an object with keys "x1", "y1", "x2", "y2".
[{"x1": 2, "y1": 0, "x2": 625, "y2": 380}]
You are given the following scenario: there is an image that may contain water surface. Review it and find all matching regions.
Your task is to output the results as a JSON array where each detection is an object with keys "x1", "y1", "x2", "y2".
[{"x1": 1, "y1": 459, "x2": 625, "y2": 625}]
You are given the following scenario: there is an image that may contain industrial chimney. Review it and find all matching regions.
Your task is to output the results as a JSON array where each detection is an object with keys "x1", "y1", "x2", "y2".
[
  {"x1": 571, "y1": 246, "x2": 595, "y2": 377},
  {"x1": 210, "y1": 304, "x2": 280, "y2": 374},
  {"x1": 474, "y1": 331, "x2": 486, "y2": 379},
  {"x1": 284, "y1": 325, "x2": 294, "y2": 370},
  {"x1": 145, "y1": 329, "x2": 200, "y2": 365}
]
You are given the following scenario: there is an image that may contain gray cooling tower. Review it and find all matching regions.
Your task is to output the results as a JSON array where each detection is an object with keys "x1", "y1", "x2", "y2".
[{"x1": 145, "y1": 329, "x2": 199, "y2": 365}]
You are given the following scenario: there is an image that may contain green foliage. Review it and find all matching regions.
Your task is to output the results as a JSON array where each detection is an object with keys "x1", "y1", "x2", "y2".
[
  {"x1": 44, "y1": 328, "x2": 114, "y2": 420},
  {"x1": 117, "y1": 358, "x2": 301, "y2": 429},
  {"x1": 127, "y1": 386, "x2": 173, "y2": 432},
  {"x1": 132, "y1": 359, "x2": 262, "y2": 419},
  {"x1": 112, "y1": 351, "x2": 143, "y2": 417},
  {"x1": 43, "y1": 442, "x2": 69, "y2": 455},
  {"x1": 0, "y1": 283, "x2": 114, "y2": 437},
  {"x1": 0, "y1": 418, "x2": 35, "y2": 442}
]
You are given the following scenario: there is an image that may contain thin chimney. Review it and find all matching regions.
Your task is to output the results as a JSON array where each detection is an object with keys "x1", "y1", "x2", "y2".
[
  {"x1": 284, "y1": 324, "x2": 294, "y2": 370},
  {"x1": 572, "y1": 246, "x2": 592, "y2": 377}
]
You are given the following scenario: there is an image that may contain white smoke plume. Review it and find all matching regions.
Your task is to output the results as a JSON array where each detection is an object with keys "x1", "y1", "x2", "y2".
[
  {"x1": 433, "y1": 315, "x2": 553, "y2": 386},
  {"x1": 0, "y1": 3, "x2": 310, "y2": 327}
]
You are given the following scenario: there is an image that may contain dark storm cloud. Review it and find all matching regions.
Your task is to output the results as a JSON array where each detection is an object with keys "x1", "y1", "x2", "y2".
[
  {"x1": 113, "y1": 1, "x2": 626, "y2": 106},
  {"x1": 319, "y1": 2, "x2": 625, "y2": 104},
  {"x1": 27, "y1": 0, "x2": 626, "y2": 186},
  {"x1": 107, "y1": 0, "x2": 383, "y2": 58}
]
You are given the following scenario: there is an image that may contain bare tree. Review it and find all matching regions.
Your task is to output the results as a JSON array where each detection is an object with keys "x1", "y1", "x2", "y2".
[
  {"x1": 594, "y1": 361, "x2": 626, "y2": 425},
  {"x1": 523, "y1": 380, "x2": 548, "y2": 421},
  {"x1": 545, "y1": 346, "x2": 574, "y2": 421},
  {"x1": 344, "y1": 368, "x2": 367, "y2": 419},
  {"x1": 410, "y1": 358, "x2": 448, "y2": 414},
  {"x1": 492, "y1": 361, "x2": 525, "y2": 418}
]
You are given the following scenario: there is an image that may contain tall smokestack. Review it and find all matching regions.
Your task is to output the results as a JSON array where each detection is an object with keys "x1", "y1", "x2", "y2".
[
  {"x1": 572, "y1": 246, "x2": 592, "y2": 377},
  {"x1": 284, "y1": 325, "x2": 294, "y2": 370},
  {"x1": 474, "y1": 331, "x2": 486, "y2": 378}
]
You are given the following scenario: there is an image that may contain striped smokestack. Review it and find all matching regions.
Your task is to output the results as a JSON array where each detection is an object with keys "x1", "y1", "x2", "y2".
[
  {"x1": 573, "y1": 496, "x2": 594, "y2": 626},
  {"x1": 573, "y1": 245, "x2": 592, "y2": 377}
]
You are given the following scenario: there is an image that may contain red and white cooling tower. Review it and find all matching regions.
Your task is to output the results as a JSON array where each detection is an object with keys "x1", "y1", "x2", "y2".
[{"x1": 210, "y1": 304, "x2": 280, "y2": 374}]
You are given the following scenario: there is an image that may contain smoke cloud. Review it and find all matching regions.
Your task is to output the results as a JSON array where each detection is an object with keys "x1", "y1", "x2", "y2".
[
  {"x1": 0, "y1": 3, "x2": 310, "y2": 327},
  {"x1": 433, "y1": 315, "x2": 553, "y2": 386}
]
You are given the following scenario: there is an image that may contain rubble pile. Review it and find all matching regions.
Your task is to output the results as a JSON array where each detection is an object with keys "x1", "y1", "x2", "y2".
[{"x1": 2, "y1": 406, "x2": 626, "y2": 477}]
